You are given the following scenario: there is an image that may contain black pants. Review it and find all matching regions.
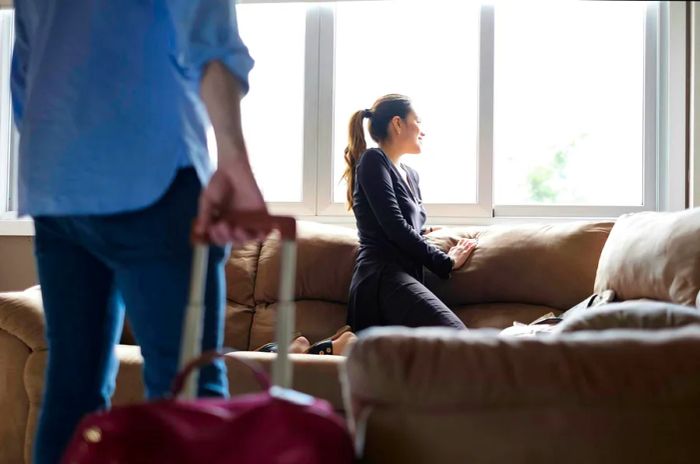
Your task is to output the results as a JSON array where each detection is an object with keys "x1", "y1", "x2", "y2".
[{"x1": 377, "y1": 269, "x2": 466, "y2": 329}]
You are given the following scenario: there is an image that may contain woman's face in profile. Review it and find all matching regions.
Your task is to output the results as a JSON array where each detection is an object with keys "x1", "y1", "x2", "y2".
[{"x1": 400, "y1": 111, "x2": 425, "y2": 155}]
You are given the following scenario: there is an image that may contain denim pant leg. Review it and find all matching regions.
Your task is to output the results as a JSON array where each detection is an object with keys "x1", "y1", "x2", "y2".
[
  {"x1": 32, "y1": 218, "x2": 124, "y2": 464},
  {"x1": 31, "y1": 169, "x2": 228, "y2": 464},
  {"x1": 112, "y1": 245, "x2": 228, "y2": 399},
  {"x1": 82, "y1": 168, "x2": 229, "y2": 399}
]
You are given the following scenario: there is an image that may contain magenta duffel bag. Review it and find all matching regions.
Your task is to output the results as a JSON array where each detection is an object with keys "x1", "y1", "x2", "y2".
[{"x1": 62, "y1": 215, "x2": 355, "y2": 464}]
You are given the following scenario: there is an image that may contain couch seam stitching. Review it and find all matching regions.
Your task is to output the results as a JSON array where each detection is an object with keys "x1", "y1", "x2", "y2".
[{"x1": 246, "y1": 241, "x2": 264, "y2": 349}]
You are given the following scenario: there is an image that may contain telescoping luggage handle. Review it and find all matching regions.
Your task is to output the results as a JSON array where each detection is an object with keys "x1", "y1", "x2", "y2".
[{"x1": 179, "y1": 213, "x2": 297, "y2": 400}]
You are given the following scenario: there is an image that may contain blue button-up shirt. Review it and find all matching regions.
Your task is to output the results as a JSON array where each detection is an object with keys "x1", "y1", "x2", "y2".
[{"x1": 10, "y1": 0, "x2": 253, "y2": 217}]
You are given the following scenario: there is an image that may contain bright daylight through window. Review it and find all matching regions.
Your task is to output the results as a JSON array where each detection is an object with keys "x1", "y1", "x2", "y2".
[
  {"x1": 238, "y1": 3, "x2": 306, "y2": 203},
  {"x1": 0, "y1": 1, "x2": 665, "y2": 218},
  {"x1": 333, "y1": 1, "x2": 480, "y2": 205},
  {"x1": 493, "y1": 1, "x2": 647, "y2": 206}
]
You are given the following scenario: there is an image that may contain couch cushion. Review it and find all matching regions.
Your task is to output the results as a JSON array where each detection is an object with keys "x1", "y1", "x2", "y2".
[
  {"x1": 225, "y1": 242, "x2": 262, "y2": 307},
  {"x1": 453, "y1": 303, "x2": 560, "y2": 329},
  {"x1": 594, "y1": 208, "x2": 700, "y2": 306},
  {"x1": 249, "y1": 300, "x2": 348, "y2": 350},
  {"x1": 255, "y1": 222, "x2": 358, "y2": 304},
  {"x1": 223, "y1": 304, "x2": 254, "y2": 350},
  {"x1": 426, "y1": 221, "x2": 613, "y2": 310},
  {"x1": 554, "y1": 300, "x2": 700, "y2": 333},
  {"x1": 225, "y1": 352, "x2": 346, "y2": 412}
]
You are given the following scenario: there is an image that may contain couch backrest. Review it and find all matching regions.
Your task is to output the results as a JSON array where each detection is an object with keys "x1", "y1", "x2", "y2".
[
  {"x1": 222, "y1": 220, "x2": 614, "y2": 349},
  {"x1": 426, "y1": 220, "x2": 614, "y2": 309}
]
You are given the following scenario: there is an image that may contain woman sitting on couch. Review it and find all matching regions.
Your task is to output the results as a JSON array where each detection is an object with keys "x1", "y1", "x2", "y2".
[{"x1": 342, "y1": 94, "x2": 476, "y2": 332}]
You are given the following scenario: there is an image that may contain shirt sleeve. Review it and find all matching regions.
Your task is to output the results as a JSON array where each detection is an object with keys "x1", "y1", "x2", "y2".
[
  {"x1": 10, "y1": 8, "x2": 30, "y2": 128},
  {"x1": 357, "y1": 150, "x2": 453, "y2": 279},
  {"x1": 165, "y1": 0, "x2": 254, "y2": 94}
]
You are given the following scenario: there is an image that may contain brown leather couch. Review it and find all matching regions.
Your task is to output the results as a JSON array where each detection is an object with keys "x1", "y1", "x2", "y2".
[{"x1": 0, "y1": 218, "x2": 616, "y2": 463}]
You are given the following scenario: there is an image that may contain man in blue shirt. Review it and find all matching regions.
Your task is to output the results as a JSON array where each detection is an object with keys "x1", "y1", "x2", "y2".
[{"x1": 11, "y1": 1, "x2": 267, "y2": 462}]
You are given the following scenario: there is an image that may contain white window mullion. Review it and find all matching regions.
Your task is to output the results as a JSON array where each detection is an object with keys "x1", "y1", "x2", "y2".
[
  {"x1": 657, "y1": 0, "x2": 687, "y2": 212},
  {"x1": 644, "y1": 1, "x2": 659, "y2": 211},
  {"x1": 475, "y1": 3, "x2": 495, "y2": 219},
  {"x1": 0, "y1": 10, "x2": 15, "y2": 214},
  {"x1": 298, "y1": 5, "x2": 322, "y2": 216},
  {"x1": 316, "y1": 4, "x2": 345, "y2": 216},
  {"x1": 692, "y1": 1, "x2": 700, "y2": 208}
]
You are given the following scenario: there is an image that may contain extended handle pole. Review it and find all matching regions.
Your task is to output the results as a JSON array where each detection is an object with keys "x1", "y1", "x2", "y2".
[
  {"x1": 178, "y1": 214, "x2": 296, "y2": 400},
  {"x1": 178, "y1": 243, "x2": 209, "y2": 400},
  {"x1": 271, "y1": 239, "x2": 297, "y2": 389}
]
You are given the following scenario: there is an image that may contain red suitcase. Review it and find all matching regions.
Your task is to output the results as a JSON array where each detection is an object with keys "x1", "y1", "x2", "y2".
[{"x1": 62, "y1": 214, "x2": 355, "y2": 464}]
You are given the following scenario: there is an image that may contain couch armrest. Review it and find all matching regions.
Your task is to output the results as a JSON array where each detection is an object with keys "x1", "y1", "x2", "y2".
[
  {"x1": 344, "y1": 326, "x2": 700, "y2": 414},
  {"x1": 0, "y1": 287, "x2": 46, "y2": 352},
  {"x1": 343, "y1": 327, "x2": 700, "y2": 463}
]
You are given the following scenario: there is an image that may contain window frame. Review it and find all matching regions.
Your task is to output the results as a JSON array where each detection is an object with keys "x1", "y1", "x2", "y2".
[
  {"x1": 0, "y1": 8, "x2": 15, "y2": 215},
  {"x1": 492, "y1": 1, "x2": 660, "y2": 218},
  {"x1": 308, "y1": 0, "x2": 680, "y2": 220},
  {"x1": 0, "y1": 0, "x2": 688, "y2": 226}
]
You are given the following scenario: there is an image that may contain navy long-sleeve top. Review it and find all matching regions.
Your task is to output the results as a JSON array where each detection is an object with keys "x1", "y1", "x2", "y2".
[{"x1": 347, "y1": 148, "x2": 453, "y2": 330}]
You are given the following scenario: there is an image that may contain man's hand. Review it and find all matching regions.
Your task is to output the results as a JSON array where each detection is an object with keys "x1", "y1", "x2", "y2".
[
  {"x1": 195, "y1": 156, "x2": 268, "y2": 246},
  {"x1": 195, "y1": 60, "x2": 269, "y2": 246}
]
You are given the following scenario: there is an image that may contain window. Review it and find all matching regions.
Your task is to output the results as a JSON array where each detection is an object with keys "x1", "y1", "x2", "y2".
[
  {"x1": 237, "y1": 3, "x2": 307, "y2": 203},
  {"x1": 0, "y1": 1, "x2": 685, "y2": 221},
  {"x1": 316, "y1": 0, "x2": 663, "y2": 218},
  {"x1": 332, "y1": 1, "x2": 480, "y2": 205},
  {"x1": 493, "y1": 1, "x2": 647, "y2": 207}
]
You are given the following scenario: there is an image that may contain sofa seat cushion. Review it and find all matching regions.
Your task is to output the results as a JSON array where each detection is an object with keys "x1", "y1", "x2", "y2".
[
  {"x1": 554, "y1": 300, "x2": 700, "y2": 333},
  {"x1": 594, "y1": 208, "x2": 700, "y2": 306},
  {"x1": 452, "y1": 303, "x2": 561, "y2": 329}
]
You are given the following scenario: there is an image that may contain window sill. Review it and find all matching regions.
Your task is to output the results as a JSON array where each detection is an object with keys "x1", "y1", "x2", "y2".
[
  {"x1": 0, "y1": 214, "x2": 34, "y2": 236},
  {"x1": 0, "y1": 212, "x2": 614, "y2": 237},
  {"x1": 0, "y1": 212, "x2": 620, "y2": 238}
]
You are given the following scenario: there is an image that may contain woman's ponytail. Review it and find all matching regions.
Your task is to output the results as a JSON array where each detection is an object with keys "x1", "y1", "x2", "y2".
[{"x1": 342, "y1": 110, "x2": 369, "y2": 209}]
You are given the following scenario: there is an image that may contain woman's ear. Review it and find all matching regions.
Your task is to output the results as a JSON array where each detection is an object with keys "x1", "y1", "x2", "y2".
[{"x1": 391, "y1": 115, "x2": 402, "y2": 135}]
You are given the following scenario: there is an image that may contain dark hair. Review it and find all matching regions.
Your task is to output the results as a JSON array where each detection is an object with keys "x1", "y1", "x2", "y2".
[{"x1": 341, "y1": 94, "x2": 413, "y2": 209}]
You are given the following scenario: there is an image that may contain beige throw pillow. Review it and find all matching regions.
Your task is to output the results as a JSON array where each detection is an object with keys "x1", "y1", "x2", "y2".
[{"x1": 594, "y1": 208, "x2": 700, "y2": 306}]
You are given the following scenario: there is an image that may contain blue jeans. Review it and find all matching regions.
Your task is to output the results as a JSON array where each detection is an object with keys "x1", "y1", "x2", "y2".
[{"x1": 32, "y1": 168, "x2": 228, "y2": 464}]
